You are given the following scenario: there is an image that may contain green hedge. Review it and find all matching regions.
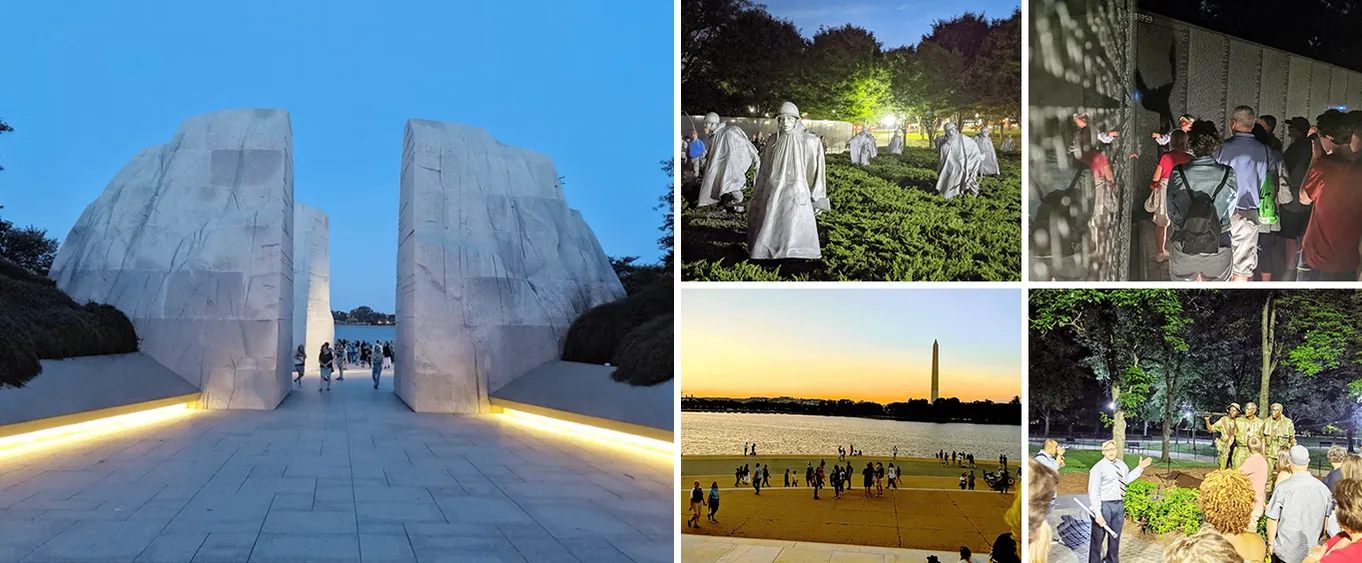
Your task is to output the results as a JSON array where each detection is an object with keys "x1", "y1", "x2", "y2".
[
  {"x1": 610, "y1": 314, "x2": 673, "y2": 386},
  {"x1": 1124, "y1": 480, "x2": 1206, "y2": 536},
  {"x1": 0, "y1": 258, "x2": 139, "y2": 388},
  {"x1": 561, "y1": 280, "x2": 672, "y2": 366}
]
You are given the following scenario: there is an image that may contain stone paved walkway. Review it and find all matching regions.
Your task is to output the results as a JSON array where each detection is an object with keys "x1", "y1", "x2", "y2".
[
  {"x1": 682, "y1": 535, "x2": 983, "y2": 563},
  {"x1": 0, "y1": 372, "x2": 672, "y2": 563},
  {"x1": 1045, "y1": 494, "x2": 1164, "y2": 563}
]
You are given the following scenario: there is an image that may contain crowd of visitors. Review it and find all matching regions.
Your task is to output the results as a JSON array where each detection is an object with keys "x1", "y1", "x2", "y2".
[
  {"x1": 291, "y1": 339, "x2": 395, "y2": 391},
  {"x1": 1075, "y1": 105, "x2": 1362, "y2": 281},
  {"x1": 1030, "y1": 436, "x2": 1362, "y2": 563}
]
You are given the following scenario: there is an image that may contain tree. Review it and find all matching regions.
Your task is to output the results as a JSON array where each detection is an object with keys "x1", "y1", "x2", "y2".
[
  {"x1": 609, "y1": 256, "x2": 669, "y2": 296},
  {"x1": 0, "y1": 119, "x2": 11, "y2": 172},
  {"x1": 0, "y1": 211, "x2": 59, "y2": 275},
  {"x1": 1031, "y1": 289, "x2": 1190, "y2": 452},
  {"x1": 796, "y1": 25, "x2": 891, "y2": 122},
  {"x1": 971, "y1": 10, "x2": 1022, "y2": 122},
  {"x1": 658, "y1": 159, "x2": 674, "y2": 266},
  {"x1": 1030, "y1": 327, "x2": 1086, "y2": 437},
  {"x1": 681, "y1": 0, "x2": 758, "y2": 86}
]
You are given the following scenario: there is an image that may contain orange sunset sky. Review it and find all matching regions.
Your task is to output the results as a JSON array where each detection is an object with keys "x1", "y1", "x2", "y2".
[{"x1": 681, "y1": 288, "x2": 1022, "y2": 403}]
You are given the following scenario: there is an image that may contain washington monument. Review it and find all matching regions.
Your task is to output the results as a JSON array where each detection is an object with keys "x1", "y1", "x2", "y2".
[{"x1": 931, "y1": 339, "x2": 939, "y2": 402}]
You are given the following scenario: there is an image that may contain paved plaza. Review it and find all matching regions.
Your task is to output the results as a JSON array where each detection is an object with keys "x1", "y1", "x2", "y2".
[
  {"x1": 682, "y1": 535, "x2": 980, "y2": 563},
  {"x1": 0, "y1": 373, "x2": 673, "y2": 563}
]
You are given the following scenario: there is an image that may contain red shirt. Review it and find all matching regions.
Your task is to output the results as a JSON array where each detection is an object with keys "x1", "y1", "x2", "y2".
[
  {"x1": 1302, "y1": 157, "x2": 1362, "y2": 273},
  {"x1": 1158, "y1": 151, "x2": 1193, "y2": 181},
  {"x1": 1322, "y1": 536, "x2": 1362, "y2": 562}
]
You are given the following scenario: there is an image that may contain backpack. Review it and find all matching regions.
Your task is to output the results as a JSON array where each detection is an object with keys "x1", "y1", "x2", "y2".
[{"x1": 1173, "y1": 165, "x2": 1231, "y2": 255}]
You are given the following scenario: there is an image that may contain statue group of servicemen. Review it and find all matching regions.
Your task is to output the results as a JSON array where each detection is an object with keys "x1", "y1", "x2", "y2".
[
  {"x1": 691, "y1": 102, "x2": 1009, "y2": 260},
  {"x1": 1204, "y1": 401, "x2": 1297, "y2": 473}
]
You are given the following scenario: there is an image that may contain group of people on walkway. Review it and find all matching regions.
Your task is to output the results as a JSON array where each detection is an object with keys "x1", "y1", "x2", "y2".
[
  {"x1": 1075, "y1": 105, "x2": 1362, "y2": 281},
  {"x1": 293, "y1": 338, "x2": 395, "y2": 391},
  {"x1": 939, "y1": 449, "x2": 995, "y2": 468}
]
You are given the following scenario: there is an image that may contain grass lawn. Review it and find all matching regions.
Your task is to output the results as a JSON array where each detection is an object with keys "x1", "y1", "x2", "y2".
[
  {"x1": 1056, "y1": 450, "x2": 1216, "y2": 475},
  {"x1": 679, "y1": 144, "x2": 1021, "y2": 281},
  {"x1": 683, "y1": 455, "x2": 1009, "y2": 481}
]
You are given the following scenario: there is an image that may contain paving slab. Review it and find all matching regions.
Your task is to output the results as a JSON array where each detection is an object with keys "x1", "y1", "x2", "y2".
[{"x1": 0, "y1": 374, "x2": 671, "y2": 562}]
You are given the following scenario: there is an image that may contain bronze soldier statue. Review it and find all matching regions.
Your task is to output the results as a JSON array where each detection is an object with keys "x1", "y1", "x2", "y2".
[
  {"x1": 1205, "y1": 403, "x2": 1242, "y2": 469},
  {"x1": 1262, "y1": 402, "x2": 1296, "y2": 475}
]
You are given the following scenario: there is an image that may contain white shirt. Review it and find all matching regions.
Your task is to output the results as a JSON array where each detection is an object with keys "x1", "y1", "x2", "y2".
[{"x1": 1088, "y1": 457, "x2": 1144, "y2": 515}]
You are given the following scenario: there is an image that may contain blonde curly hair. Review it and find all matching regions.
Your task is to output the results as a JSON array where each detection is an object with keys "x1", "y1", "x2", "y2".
[
  {"x1": 1163, "y1": 530, "x2": 1241, "y2": 563},
  {"x1": 1198, "y1": 469, "x2": 1255, "y2": 533}
]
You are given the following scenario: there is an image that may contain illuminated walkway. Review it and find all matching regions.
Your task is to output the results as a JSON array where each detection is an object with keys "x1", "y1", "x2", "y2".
[
  {"x1": 0, "y1": 373, "x2": 672, "y2": 563},
  {"x1": 682, "y1": 535, "x2": 981, "y2": 563}
]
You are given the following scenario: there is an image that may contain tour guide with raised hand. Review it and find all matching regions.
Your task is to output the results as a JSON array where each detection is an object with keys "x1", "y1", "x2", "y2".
[{"x1": 1087, "y1": 440, "x2": 1153, "y2": 563}]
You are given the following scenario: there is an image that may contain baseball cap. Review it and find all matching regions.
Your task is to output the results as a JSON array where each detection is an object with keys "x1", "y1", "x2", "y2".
[
  {"x1": 1289, "y1": 445, "x2": 1310, "y2": 466},
  {"x1": 1287, "y1": 117, "x2": 1310, "y2": 131}
]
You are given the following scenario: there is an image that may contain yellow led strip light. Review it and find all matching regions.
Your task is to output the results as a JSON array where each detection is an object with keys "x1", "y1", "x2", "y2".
[
  {"x1": 0, "y1": 403, "x2": 196, "y2": 460},
  {"x1": 497, "y1": 407, "x2": 675, "y2": 460}
]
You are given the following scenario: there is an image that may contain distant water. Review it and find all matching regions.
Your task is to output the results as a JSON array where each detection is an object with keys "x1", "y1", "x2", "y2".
[
  {"x1": 335, "y1": 324, "x2": 396, "y2": 342},
  {"x1": 682, "y1": 412, "x2": 1021, "y2": 458}
]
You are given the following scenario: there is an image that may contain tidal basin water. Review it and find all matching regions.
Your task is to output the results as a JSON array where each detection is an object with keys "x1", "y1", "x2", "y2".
[{"x1": 682, "y1": 412, "x2": 1021, "y2": 458}]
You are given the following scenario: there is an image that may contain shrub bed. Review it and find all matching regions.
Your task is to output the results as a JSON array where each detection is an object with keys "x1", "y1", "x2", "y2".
[
  {"x1": 610, "y1": 314, "x2": 673, "y2": 386},
  {"x1": 561, "y1": 279, "x2": 673, "y2": 367},
  {"x1": 680, "y1": 145, "x2": 1021, "y2": 281},
  {"x1": 0, "y1": 258, "x2": 138, "y2": 388},
  {"x1": 1124, "y1": 480, "x2": 1206, "y2": 536}
]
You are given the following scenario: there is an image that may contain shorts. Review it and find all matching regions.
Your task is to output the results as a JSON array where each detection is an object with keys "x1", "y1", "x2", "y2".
[
  {"x1": 294, "y1": 362, "x2": 304, "y2": 372},
  {"x1": 1230, "y1": 209, "x2": 1261, "y2": 278},
  {"x1": 1147, "y1": 179, "x2": 1169, "y2": 227},
  {"x1": 320, "y1": 367, "x2": 332, "y2": 381},
  {"x1": 1169, "y1": 241, "x2": 1232, "y2": 281}
]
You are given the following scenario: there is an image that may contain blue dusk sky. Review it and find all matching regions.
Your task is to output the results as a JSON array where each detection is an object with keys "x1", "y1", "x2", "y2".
[
  {"x1": 681, "y1": 288, "x2": 1023, "y2": 403},
  {"x1": 762, "y1": 0, "x2": 1021, "y2": 50},
  {"x1": 0, "y1": 1, "x2": 672, "y2": 312}
]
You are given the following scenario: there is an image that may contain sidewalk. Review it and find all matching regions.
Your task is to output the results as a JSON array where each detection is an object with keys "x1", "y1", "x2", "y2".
[
  {"x1": 683, "y1": 535, "x2": 988, "y2": 563},
  {"x1": 0, "y1": 373, "x2": 671, "y2": 563}
]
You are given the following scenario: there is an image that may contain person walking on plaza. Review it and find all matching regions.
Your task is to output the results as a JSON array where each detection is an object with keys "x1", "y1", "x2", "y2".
[
  {"x1": 969, "y1": 470, "x2": 976, "y2": 491},
  {"x1": 707, "y1": 482, "x2": 720, "y2": 523},
  {"x1": 752, "y1": 463, "x2": 763, "y2": 495},
  {"x1": 1088, "y1": 440, "x2": 1153, "y2": 563},
  {"x1": 887, "y1": 463, "x2": 898, "y2": 489},
  {"x1": 293, "y1": 344, "x2": 306, "y2": 386},
  {"x1": 370, "y1": 340, "x2": 384, "y2": 389},
  {"x1": 318, "y1": 342, "x2": 334, "y2": 392},
  {"x1": 1267, "y1": 446, "x2": 1331, "y2": 563},
  {"x1": 875, "y1": 462, "x2": 885, "y2": 497},
  {"x1": 806, "y1": 462, "x2": 814, "y2": 488},
  {"x1": 762, "y1": 464, "x2": 771, "y2": 488},
  {"x1": 863, "y1": 462, "x2": 875, "y2": 498},
  {"x1": 813, "y1": 465, "x2": 824, "y2": 500},
  {"x1": 688, "y1": 480, "x2": 703, "y2": 529},
  {"x1": 335, "y1": 342, "x2": 346, "y2": 381}
]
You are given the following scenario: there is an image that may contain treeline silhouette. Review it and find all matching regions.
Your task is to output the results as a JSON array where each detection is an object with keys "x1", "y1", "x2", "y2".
[{"x1": 682, "y1": 396, "x2": 1021, "y2": 425}]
